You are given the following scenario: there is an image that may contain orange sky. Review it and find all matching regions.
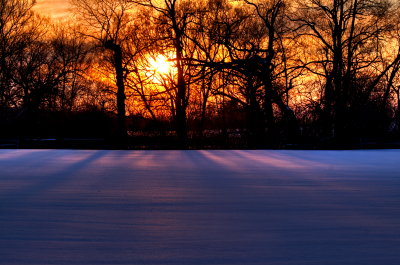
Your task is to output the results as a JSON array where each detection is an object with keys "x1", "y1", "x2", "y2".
[{"x1": 34, "y1": 0, "x2": 71, "y2": 19}]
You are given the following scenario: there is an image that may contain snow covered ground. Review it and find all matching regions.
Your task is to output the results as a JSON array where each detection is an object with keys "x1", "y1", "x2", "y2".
[{"x1": 0, "y1": 149, "x2": 400, "y2": 265}]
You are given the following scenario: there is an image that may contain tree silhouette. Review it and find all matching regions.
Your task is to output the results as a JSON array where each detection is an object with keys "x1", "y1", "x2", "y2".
[
  {"x1": 70, "y1": 0, "x2": 136, "y2": 139},
  {"x1": 293, "y1": 0, "x2": 398, "y2": 142},
  {"x1": 0, "y1": 0, "x2": 36, "y2": 108},
  {"x1": 1, "y1": 0, "x2": 400, "y2": 147},
  {"x1": 132, "y1": 0, "x2": 203, "y2": 143}
]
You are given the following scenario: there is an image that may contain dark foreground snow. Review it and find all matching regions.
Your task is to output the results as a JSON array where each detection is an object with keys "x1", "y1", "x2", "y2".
[{"x1": 1, "y1": 149, "x2": 400, "y2": 265}]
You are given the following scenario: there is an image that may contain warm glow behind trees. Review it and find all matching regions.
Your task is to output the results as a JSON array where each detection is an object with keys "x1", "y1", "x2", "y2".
[{"x1": 2, "y1": 0, "x2": 400, "y2": 144}]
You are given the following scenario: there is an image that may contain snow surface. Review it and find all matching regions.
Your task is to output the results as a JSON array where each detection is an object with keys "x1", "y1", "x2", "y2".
[{"x1": 0, "y1": 149, "x2": 400, "y2": 265}]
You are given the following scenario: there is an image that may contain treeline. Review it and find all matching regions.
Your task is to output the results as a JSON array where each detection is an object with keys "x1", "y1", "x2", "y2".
[{"x1": 1, "y1": 0, "x2": 400, "y2": 148}]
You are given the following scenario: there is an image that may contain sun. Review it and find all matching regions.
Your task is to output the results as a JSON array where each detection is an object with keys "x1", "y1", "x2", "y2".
[{"x1": 149, "y1": 55, "x2": 173, "y2": 75}]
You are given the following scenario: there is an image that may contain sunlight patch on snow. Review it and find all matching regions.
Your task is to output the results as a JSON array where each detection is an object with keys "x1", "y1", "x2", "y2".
[
  {"x1": 0, "y1": 149, "x2": 45, "y2": 160},
  {"x1": 233, "y1": 150, "x2": 328, "y2": 169},
  {"x1": 198, "y1": 150, "x2": 329, "y2": 172}
]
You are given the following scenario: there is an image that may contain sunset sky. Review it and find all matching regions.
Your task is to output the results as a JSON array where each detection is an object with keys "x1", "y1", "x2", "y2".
[{"x1": 34, "y1": 0, "x2": 71, "y2": 18}]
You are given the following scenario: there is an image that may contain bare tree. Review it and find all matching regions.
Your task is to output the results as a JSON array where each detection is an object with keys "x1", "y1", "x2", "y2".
[
  {"x1": 379, "y1": 4, "x2": 400, "y2": 131},
  {"x1": 293, "y1": 0, "x2": 399, "y2": 141},
  {"x1": 194, "y1": 0, "x2": 299, "y2": 144},
  {"x1": 131, "y1": 0, "x2": 204, "y2": 142},
  {"x1": 0, "y1": 0, "x2": 36, "y2": 108},
  {"x1": 70, "y1": 0, "x2": 136, "y2": 138},
  {"x1": 242, "y1": 0, "x2": 300, "y2": 142},
  {"x1": 49, "y1": 25, "x2": 91, "y2": 112}
]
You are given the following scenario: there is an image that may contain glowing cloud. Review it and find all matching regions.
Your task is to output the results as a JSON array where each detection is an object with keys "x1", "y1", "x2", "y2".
[{"x1": 34, "y1": 0, "x2": 72, "y2": 19}]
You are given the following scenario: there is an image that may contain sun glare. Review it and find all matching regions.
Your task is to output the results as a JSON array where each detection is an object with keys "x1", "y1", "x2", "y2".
[{"x1": 149, "y1": 55, "x2": 173, "y2": 75}]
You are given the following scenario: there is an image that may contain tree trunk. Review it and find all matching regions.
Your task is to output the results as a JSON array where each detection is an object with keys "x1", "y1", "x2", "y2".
[
  {"x1": 105, "y1": 41, "x2": 126, "y2": 140},
  {"x1": 172, "y1": 15, "x2": 188, "y2": 143}
]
